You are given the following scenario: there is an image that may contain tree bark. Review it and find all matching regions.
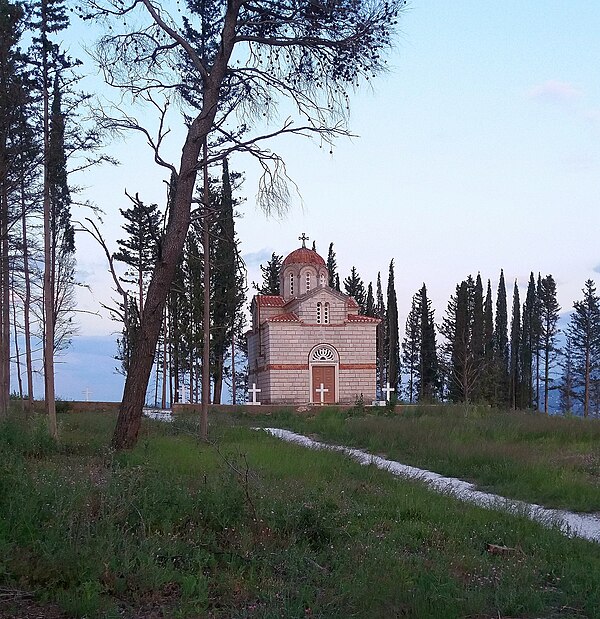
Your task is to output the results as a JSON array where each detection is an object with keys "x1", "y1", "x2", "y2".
[
  {"x1": 201, "y1": 138, "x2": 210, "y2": 439},
  {"x1": 21, "y1": 181, "x2": 34, "y2": 412},
  {"x1": 0, "y1": 188, "x2": 9, "y2": 418}
]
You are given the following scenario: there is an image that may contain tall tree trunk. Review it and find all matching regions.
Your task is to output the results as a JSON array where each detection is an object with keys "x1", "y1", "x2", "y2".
[
  {"x1": 0, "y1": 188, "x2": 9, "y2": 417},
  {"x1": 41, "y1": 3, "x2": 57, "y2": 438},
  {"x1": 231, "y1": 331, "x2": 236, "y2": 405},
  {"x1": 11, "y1": 284, "x2": 24, "y2": 406},
  {"x1": 111, "y1": 0, "x2": 240, "y2": 448},
  {"x1": 112, "y1": 124, "x2": 205, "y2": 448},
  {"x1": 161, "y1": 311, "x2": 167, "y2": 409},
  {"x1": 201, "y1": 138, "x2": 210, "y2": 439},
  {"x1": 21, "y1": 181, "x2": 33, "y2": 412}
]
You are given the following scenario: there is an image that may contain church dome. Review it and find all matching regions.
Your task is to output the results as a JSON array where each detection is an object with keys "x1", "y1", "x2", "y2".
[{"x1": 282, "y1": 247, "x2": 326, "y2": 267}]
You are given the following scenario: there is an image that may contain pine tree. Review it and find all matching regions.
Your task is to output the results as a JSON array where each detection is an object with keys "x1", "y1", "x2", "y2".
[
  {"x1": 538, "y1": 274, "x2": 560, "y2": 414},
  {"x1": 509, "y1": 280, "x2": 521, "y2": 409},
  {"x1": 114, "y1": 194, "x2": 161, "y2": 313},
  {"x1": 386, "y1": 260, "x2": 399, "y2": 398},
  {"x1": 567, "y1": 279, "x2": 600, "y2": 417},
  {"x1": 494, "y1": 270, "x2": 509, "y2": 406},
  {"x1": 344, "y1": 266, "x2": 366, "y2": 313},
  {"x1": 558, "y1": 335, "x2": 577, "y2": 414},
  {"x1": 326, "y1": 242, "x2": 338, "y2": 289},
  {"x1": 256, "y1": 253, "x2": 282, "y2": 294}
]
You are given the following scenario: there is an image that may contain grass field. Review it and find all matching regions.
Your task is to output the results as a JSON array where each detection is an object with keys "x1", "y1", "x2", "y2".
[
  {"x1": 247, "y1": 404, "x2": 600, "y2": 512},
  {"x1": 1, "y1": 408, "x2": 600, "y2": 618}
]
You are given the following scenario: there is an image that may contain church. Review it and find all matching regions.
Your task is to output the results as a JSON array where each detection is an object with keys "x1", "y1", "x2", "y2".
[{"x1": 247, "y1": 237, "x2": 380, "y2": 405}]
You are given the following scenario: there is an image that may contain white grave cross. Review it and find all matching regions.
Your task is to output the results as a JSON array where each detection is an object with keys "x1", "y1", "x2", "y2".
[
  {"x1": 82, "y1": 387, "x2": 92, "y2": 402},
  {"x1": 316, "y1": 383, "x2": 329, "y2": 405},
  {"x1": 248, "y1": 383, "x2": 262, "y2": 405},
  {"x1": 382, "y1": 382, "x2": 395, "y2": 402},
  {"x1": 178, "y1": 383, "x2": 187, "y2": 404}
]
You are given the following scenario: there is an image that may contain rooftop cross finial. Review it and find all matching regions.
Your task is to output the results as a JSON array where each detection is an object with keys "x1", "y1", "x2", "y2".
[{"x1": 299, "y1": 233, "x2": 309, "y2": 248}]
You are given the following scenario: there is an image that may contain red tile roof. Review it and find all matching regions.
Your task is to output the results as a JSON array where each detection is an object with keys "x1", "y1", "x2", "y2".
[
  {"x1": 282, "y1": 247, "x2": 326, "y2": 267},
  {"x1": 268, "y1": 312, "x2": 300, "y2": 322},
  {"x1": 255, "y1": 295, "x2": 285, "y2": 307},
  {"x1": 347, "y1": 314, "x2": 380, "y2": 323}
]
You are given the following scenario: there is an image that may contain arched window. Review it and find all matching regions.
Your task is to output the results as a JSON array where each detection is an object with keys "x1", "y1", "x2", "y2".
[
  {"x1": 316, "y1": 302, "x2": 322, "y2": 324},
  {"x1": 305, "y1": 271, "x2": 311, "y2": 292},
  {"x1": 324, "y1": 302, "x2": 330, "y2": 324},
  {"x1": 290, "y1": 273, "x2": 294, "y2": 295},
  {"x1": 319, "y1": 273, "x2": 326, "y2": 287}
]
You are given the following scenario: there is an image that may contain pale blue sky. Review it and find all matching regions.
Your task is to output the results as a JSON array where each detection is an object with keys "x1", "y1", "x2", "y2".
[{"x1": 55, "y1": 1, "x2": 600, "y2": 401}]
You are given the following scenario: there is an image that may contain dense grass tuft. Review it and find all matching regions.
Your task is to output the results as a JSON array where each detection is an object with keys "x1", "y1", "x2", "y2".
[{"x1": 2, "y1": 410, "x2": 600, "y2": 617}]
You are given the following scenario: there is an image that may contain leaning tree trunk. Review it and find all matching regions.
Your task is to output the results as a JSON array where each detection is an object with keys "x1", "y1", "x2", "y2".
[{"x1": 111, "y1": 4, "x2": 240, "y2": 450}]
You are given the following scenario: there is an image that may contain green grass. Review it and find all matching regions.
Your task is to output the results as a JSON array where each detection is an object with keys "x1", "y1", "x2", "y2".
[
  {"x1": 247, "y1": 404, "x2": 600, "y2": 512},
  {"x1": 2, "y1": 410, "x2": 600, "y2": 617}
]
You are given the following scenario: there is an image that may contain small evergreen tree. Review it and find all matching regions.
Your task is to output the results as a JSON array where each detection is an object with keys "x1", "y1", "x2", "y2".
[
  {"x1": 344, "y1": 266, "x2": 366, "y2": 313},
  {"x1": 520, "y1": 273, "x2": 537, "y2": 409},
  {"x1": 538, "y1": 274, "x2": 560, "y2": 414},
  {"x1": 558, "y1": 335, "x2": 577, "y2": 414},
  {"x1": 256, "y1": 253, "x2": 282, "y2": 295},
  {"x1": 567, "y1": 279, "x2": 600, "y2": 417}
]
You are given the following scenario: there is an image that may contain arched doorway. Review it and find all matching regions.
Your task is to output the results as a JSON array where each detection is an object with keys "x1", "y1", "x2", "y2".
[{"x1": 309, "y1": 344, "x2": 339, "y2": 404}]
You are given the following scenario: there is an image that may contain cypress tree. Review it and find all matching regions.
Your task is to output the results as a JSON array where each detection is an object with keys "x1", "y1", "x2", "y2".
[
  {"x1": 402, "y1": 291, "x2": 420, "y2": 403},
  {"x1": 567, "y1": 279, "x2": 600, "y2": 417},
  {"x1": 509, "y1": 280, "x2": 521, "y2": 409},
  {"x1": 419, "y1": 283, "x2": 438, "y2": 402},
  {"x1": 481, "y1": 279, "x2": 495, "y2": 401},
  {"x1": 520, "y1": 273, "x2": 537, "y2": 409},
  {"x1": 375, "y1": 272, "x2": 386, "y2": 395},
  {"x1": 326, "y1": 242, "x2": 337, "y2": 288},
  {"x1": 471, "y1": 273, "x2": 484, "y2": 400},
  {"x1": 494, "y1": 269, "x2": 509, "y2": 406},
  {"x1": 365, "y1": 282, "x2": 375, "y2": 317},
  {"x1": 386, "y1": 260, "x2": 399, "y2": 398}
]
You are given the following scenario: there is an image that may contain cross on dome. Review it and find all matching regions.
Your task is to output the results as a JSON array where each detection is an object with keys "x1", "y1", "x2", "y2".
[{"x1": 299, "y1": 232, "x2": 309, "y2": 248}]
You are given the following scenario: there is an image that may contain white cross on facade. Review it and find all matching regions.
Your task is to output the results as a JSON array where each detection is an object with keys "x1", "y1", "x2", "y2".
[
  {"x1": 316, "y1": 382, "x2": 329, "y2": 405},
  {"x1": 82, "y1": 387, "x2": 92, "y2": 402},
  {"x1": 248, "y1": 382, "x2": 262, "y2": 405},
  {"x1": 382, "y1": 382, "x2": 395, "y2": 402}
]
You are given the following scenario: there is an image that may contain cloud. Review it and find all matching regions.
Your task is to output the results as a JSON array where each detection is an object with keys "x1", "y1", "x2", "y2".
[
  {"x1": 593, "y1": 264, "x2": 600, "y2": 275},
  {"x1": 243, "y1": 248, "x2": 273, "y2": 268},
  {"x1": 528, "y1": 80, "x2": 582, "y2": 105}
]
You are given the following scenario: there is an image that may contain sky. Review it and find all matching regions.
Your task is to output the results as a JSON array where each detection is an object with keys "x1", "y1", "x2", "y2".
[{"x1": 37, "y1": 0, "x2": 600, "y2": 402}]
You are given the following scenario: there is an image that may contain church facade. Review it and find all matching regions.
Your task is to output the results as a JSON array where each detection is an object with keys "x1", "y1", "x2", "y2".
[{"x1": 247, "y1": 242, "x2": 379, "y2": 404}]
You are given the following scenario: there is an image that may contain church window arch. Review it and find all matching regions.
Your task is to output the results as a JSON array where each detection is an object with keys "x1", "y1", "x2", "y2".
[
  {"x1": 316, "y1": 302, "x2": 322, "y2": 324},
  {"x1": 289, "y1": 273, "x2": 294, "y2": 295},
  {"x1": 324, "y1": 302, "x2": 330, "y2": 324},
  {"x1": 310, "y1": 344, "x2": 338, "y2": 363},
  {"x1": 305, "y1": 271, "x2": 311, "y2": 292},
  {"x1": 319, "y1": 273, "x2": 326, "y2": 287}
]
